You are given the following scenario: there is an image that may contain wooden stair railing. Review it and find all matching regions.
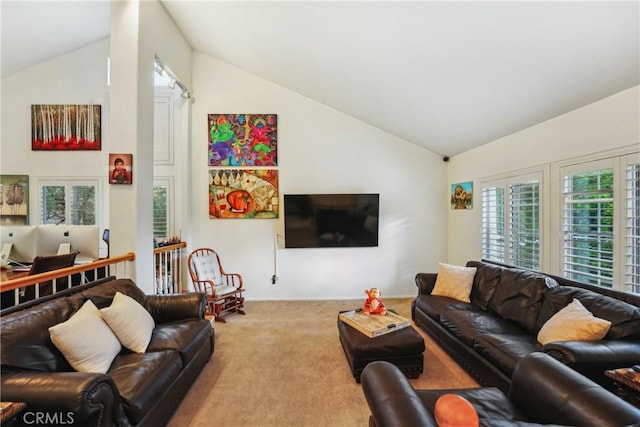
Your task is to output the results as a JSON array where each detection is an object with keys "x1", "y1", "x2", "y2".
[
  {"x1": 153, "y1": 241, "x2": 187, "y2": 294},
  {"x1": 0, "y1": 252, "x2": 136, "y2": 308}
]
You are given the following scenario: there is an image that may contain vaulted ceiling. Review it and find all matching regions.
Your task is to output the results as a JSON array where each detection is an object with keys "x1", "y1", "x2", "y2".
[{"x1": 2, "y1": 1, "x2": 638, "y2": 156}]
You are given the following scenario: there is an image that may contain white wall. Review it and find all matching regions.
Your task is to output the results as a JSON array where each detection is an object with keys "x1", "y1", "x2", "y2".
[
  {"x1": 108, "y1": 0, "x2": 192, "y2": 291},
  {"x1": 0, "y1": 38, "x2": 111, "y2": 228},
  {"x1": 191, "y1": 54, "x2": 447, "y2": 300},
  {"x1": 446, "y1": 86, "x2": 640, "y2": 268}
]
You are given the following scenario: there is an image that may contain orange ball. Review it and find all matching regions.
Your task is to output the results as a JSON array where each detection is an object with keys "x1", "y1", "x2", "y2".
[{"x1": 434, "y1": 394, "x2": 479, "y2": 427}]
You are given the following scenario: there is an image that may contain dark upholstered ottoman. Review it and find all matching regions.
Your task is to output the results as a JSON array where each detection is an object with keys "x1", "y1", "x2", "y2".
[{"x1": 337, "y1": 313, "x2": 425, "y2": 383}]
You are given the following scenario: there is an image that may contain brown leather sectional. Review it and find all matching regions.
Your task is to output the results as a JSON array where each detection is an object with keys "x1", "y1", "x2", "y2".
[
  {"x1": 412, "y1": 260, "x2": 640, "y2": 394},
  {"x1": 0, "y1": 276, "x2": 214, "y2": 427}
]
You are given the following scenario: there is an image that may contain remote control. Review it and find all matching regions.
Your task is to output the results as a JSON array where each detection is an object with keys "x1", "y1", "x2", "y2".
[{"x1": 632, "y1": 365, "x2": 640, "y2": 373}]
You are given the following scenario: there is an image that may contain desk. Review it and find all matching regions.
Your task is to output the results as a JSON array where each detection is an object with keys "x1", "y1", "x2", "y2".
[{"x1": 0, "y1": 268, "x2": 28, "y2": 283}]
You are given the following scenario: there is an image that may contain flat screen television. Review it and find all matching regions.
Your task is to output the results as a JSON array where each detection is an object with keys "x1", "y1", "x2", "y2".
[{"x1": 284, "y1": 194, "x2": 379, "y2": 248}]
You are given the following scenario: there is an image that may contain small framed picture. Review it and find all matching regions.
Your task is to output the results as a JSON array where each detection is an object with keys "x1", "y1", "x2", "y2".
[
  {"x1": 109, "y1": 153, "x2": 133, "y2": 185},
  {"x1": 451, "y1": 181, "x2": 473, "y2": 210}
]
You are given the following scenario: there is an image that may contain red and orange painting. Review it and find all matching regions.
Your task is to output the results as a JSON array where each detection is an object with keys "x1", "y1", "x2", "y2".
[
  {"x1": 209, "y1": 169, "x2": 279, "y2": 219},
  {"x1": 31, "y1": 105, "x2": 101, "y2": 151}
]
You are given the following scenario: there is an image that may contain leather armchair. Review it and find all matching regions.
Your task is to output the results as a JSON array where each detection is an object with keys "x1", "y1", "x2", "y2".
[{"x1": 362, "y1": 352, "x2": 640, "y2": 427}]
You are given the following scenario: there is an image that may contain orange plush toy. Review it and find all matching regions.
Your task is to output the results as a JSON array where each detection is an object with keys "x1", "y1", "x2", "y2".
[{"x1": 363, "y1": 288, "x2": 387, "y2": 315}]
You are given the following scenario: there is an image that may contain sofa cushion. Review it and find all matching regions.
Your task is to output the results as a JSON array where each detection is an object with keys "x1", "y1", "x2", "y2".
[
  {"x1": 489, "y1": 269, "x2": 557, "y2": 333},
  {"x1": 81, "y1": 278, "x2": 146, "y2": 309},
  {"x1": 414, "y1": 295, "x2": 475, "y2": 322},
  {"x1": 538, "y1": 286, "x2": 640, "y2": 339},
  {"x1": 431, "y1": 263, "x2": 476, "y2": 303},
  {"x1": 537, "y1": 299, "x2": 611, "y2": 345},
  {"x1": 473, "y1": 333, "x2": 540, "y2": 376},
  {"x1": 146, "y1": 319, "x2": 213, "y2": 366},
  {"x1": 0, "y1": 298, "x2": 79, "y2": 372},
  {"x1": 109, "y1": 350, "x2": 183, "y2": 425},
  {"x1": 192, "y1": 253, "x2": 223, "y2": 287},
  {"x1": 48, "y1": 300, "x2": 122, "y2": 374},
  {"x1": 100, "y1": 292, "x2": 155, "y2": 353},
  {"x1": 467, "y1": 261, "x2": 503, "y2": 310},
  {"x1": 440, "y1": 309, "x2": 528, "y2": 347}
]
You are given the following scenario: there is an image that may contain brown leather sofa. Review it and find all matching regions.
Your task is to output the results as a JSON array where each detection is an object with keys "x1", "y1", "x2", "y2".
[
  {"x1": 362, "y1": 353, "x2": 640, "y2": 427},
  {"x1": 412, "y1": 260, "x2": 640, "y2": 394},
  {"x1": 1, "y1": 276, "x2": 214, "y2": 427}
]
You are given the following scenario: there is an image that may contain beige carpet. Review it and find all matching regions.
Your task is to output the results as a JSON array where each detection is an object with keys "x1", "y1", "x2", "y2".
[{"x1": 168, "y1": 298, "x2": 478, "y2": 427}]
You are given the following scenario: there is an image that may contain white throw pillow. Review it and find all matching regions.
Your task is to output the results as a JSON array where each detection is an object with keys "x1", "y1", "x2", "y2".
[
  {"x1": 101, "y1": 292, "x2": 155, "y2": 353},
  {"x1": 49, "y1": 300, "x2": 121, "y2": 373},
  {"x1": 431, "y1": 263, "x2": 477, "y2": 303},
  {"x1": 192, "y1": 254, "x2": 223, "y2": 288},
  {"x1": 537, "y1": 298, "x2": 611, "y2": 345}
]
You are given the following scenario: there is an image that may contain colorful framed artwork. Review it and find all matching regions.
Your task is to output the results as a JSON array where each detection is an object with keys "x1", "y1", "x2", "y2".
[
  {"x1": 109, "y1": 153, "x2": 133, "y2": 185},
  {"x1": 208, "y1": 114, "x2": 277, "y2": 166},
  {"x1": 209, "y1": 169, "x2": 279, "y2": 219},
  {"x1": 31, "y1": 105, "x2": 102, "y2": 150},
  {"x1": 451, "y1": 181, "x2": 473, "y2": 210},
  {"x1": 0, "y1": 175, "x2": 29, "y2": 225}
]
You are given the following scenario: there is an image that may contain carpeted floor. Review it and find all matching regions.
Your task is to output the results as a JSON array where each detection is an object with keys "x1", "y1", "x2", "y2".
[{"x1": 168, "y1": 298, "x2": 478, "y2": 427}]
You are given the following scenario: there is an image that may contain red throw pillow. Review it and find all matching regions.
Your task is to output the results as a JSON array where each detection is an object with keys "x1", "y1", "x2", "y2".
[{"x1": 434, "y1": 394, "x2": 479, "y2": 427}]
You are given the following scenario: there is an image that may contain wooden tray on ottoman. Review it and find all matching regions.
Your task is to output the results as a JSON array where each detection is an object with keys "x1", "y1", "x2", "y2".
[
  {"x1": 339, "y1": 309, "x2": 411, "y2": 338},
  {"x1": 337, "y1": 310, "x2": 425, "y2": 383}
]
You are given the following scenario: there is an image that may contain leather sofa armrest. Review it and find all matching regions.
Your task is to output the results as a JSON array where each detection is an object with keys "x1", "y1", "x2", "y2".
[
  {"x1": 542, "y1": 340, "x2": 640, "y2": 370},
  {"x1": 415, "y1": 273, "x2": 437, "y2": 296},
  {"x1": 145, "y1": 292, "x2": 207, "y2": 323},
  {"x1": 509, "y1": 353, "x2": 640, "y2": 426},
  {"x1": 1, "y1": 372, "x2": 120, "y2": 427},
  {"x1": 361, "y1": 361, "x2": 438, "y2": 427}
]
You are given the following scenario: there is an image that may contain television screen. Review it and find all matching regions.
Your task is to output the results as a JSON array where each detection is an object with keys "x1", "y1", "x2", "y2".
[{"x1": 284, "y1": 194, "x2": 379, "y2": 248}]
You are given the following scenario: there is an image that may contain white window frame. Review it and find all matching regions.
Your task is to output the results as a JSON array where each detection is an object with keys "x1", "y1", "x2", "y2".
[
  {"x1": 553, "y1": 146, "x2": 640, "y2": 293},
  {"x1": 622, "y1": 153, "x2": 640, "y2": 293},
  {"x1": 38, "y1": 177, "x2": 102, "y2": 227},
  {"x1": 481, "y1": 168, "x2": 545, "y2": 270},
  {"x1": 153, "y1": 177, "x2": 174, "y2": 239}
]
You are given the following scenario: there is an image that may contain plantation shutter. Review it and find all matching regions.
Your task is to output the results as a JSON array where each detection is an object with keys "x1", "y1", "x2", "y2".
[
  {"x1": 70, "y1": 185, "x2": 96, "y2": 225},
  {"x1": 625, "y1": 159, "x2": 640, "y2": 293},
  {"x1": 482, "y1": 183, "x2": 505, "y2": 262},
  {"x1": 509, "y1": 179, "x2": 540, "y2": 270},
  {"x1": 41, "y1": 185, "x2": 66, "y2": 224},
  {"x1": 40, "y1": 180, "x2": 98, "y2": 226},
  {"x1": 561, "y1": 162, "x2": 614, "y2": 288},
  {"x1": 153, "y1": 185, "x2": 169, "y2": 239}
]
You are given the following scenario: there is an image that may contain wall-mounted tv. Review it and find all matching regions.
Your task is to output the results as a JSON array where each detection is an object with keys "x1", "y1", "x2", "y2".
[{"x1": 284, "y1": 194, "x2": 379, "y2": 248}]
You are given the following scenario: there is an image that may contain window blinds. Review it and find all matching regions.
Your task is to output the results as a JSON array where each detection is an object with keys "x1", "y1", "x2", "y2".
[
  {"x1": 562, "y1": 168, "x2": 614, "y2": 288},
  {"x1": 625, "y1": 162, "x2": 640, "y2": 293}
]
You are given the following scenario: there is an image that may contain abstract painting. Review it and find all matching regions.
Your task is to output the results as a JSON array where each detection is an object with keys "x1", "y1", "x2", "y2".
[
  {"x1": 451, "y1": 181, "x2": 473, "y2": 210},
  {"x1": 208, "y1": 114, "x2": 277, "y2": 166},
  {"x1": 209, "y1": 169, "x2": 279, "y2": 219},
  {"x1": 0, "y1": 175, "x2": 29, "y2": 225},
  {"x1": 32, "y1": 104, "x2": 101, "y2": 150}
]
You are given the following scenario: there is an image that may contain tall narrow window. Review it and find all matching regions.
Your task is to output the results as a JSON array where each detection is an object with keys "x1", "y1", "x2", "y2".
[
  {"x1": 561, "y1": 166, "x2": 614, "y2": 287},
  {"x1": 40, "y1": 180, "x2": 99, "y2": 225},
  {"x1": 509, "y1": 181, "x2": 540, "y2": 269},
  {"x1": 153, "y1": 185, "x2": 168, "y2": 238},
  {"x1": 482, "y1": 184, "x2": 505, "y2": 262},
  {"x1": 625, "y1": 160, "x2": 640, "y2": 293},
  {"x1": 482, "y1": 173, "x2": 541, "y2": 270},
  {"x1": 153, "y1": 178, "x2": 173, "y2": 239}
]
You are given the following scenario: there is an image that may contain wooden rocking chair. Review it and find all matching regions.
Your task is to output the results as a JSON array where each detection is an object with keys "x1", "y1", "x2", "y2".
[{"x1": 187, "y1": 247, "x2": 245, "y2": 322}]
